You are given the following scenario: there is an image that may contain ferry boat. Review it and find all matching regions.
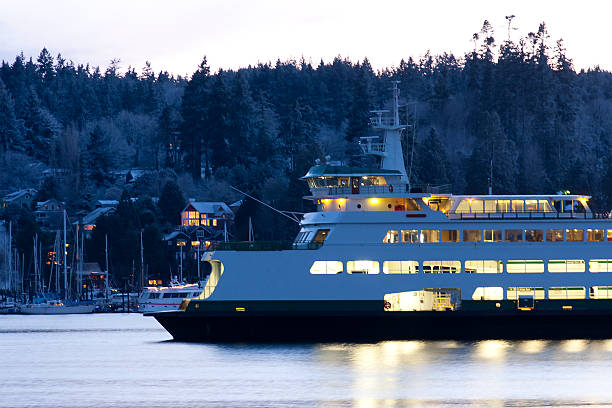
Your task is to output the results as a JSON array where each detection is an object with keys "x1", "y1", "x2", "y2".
[{"x1": 149, "y1": 84, "x2": 612, "y2": 341}]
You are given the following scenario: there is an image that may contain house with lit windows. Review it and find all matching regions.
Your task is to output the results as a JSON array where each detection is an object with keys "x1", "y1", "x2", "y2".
[
  {"x1": 181, "y1": 201, "x2": 234, "y2": 231},
  {"x1": 73, "y1": 206, "x2": 116, "y2": 238}
]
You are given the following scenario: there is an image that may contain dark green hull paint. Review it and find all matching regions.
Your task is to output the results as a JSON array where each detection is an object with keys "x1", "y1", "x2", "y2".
[{"x1": 148, "y1": 299, "x2": 612, "y2": 342}]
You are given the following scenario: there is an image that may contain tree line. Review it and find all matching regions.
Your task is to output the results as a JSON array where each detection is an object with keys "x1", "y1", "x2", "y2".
[{"x1": 2, "y1": 19, "x2": 612, "y2": 285}]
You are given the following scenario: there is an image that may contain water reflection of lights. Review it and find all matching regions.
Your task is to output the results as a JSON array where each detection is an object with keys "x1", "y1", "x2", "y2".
[
  {"x1": 601, "y1": 339, "x2": 612, "y2": 352},
  {"x1": 560, "y1": 339, "x2": 588, "y2": 353},
  {"x1": 519, "y1": 340, "x2": 548, "y2": 354},
  {"x1": 436, "y1": 340, "x2": 461, "y2": 349},
  {"x1": 475, "y1": 340, "x2": 510, "y2": 360}
]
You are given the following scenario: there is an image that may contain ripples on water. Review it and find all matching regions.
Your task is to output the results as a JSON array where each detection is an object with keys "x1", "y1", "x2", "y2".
[{"x1": 2, "y1": 314, "x2": 612, "y2": 407}]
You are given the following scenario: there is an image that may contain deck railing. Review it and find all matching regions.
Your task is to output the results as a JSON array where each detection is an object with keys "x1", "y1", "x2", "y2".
[
  {"x1": 210, "y1": 241, "x2": 323, "y2": 251},
  {"x1": 448, "y1": 211, "x2": 611, "y2": 220},
  {"x1": 310, "y1": 184, "x2": 452, "y2": 196}
]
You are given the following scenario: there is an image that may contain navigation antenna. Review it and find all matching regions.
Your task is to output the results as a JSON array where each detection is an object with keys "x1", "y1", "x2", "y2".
[{"x1": 406, "y1": 102, "x2": 417, "y2": 193}]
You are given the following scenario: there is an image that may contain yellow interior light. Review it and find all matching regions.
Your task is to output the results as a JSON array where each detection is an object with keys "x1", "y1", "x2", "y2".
[
  {"x1": 369, "y1": 198, "x2": 380, "y2": 204},
  {"x1": 322, "y1": 199, "x2": 330, "y2": 204},
  {"x1": 579, "y1": 197, "x2": 588, "y2": 204},
  {"x1": 338, "y1": 198, "x2": 346, "y2": 204}
]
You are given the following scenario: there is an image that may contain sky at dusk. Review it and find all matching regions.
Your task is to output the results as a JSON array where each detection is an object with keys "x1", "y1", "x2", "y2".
[{"x1": 0, "y1": 0, "x2": 607, "y2": 76}]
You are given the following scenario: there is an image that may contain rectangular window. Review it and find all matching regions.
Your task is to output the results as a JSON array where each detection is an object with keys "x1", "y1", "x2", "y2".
[
  {"x1": 591, "y1": 286, "x2": 612, "y2": 299},
  {"x1": 512, "y1": 200, "x2": 524, "y2": 212},
  {"x1": 383, "y1": 261, "x2": 419, "y2": 274},
  {"x1": 505, "y1": 230, "x2": 523, "y2": 242},
  {"x1": 312, "y1": 229, "x2": 330, "y2": 243},
  {"x1": 507, "y1": 287, "x2": 545, "y2": 300},
  {"x1": 483, "y1": 229, "x2": 501, "y2": 242},
  {"x1": 566, "y1": 229, "x2": 584, "y2": 242},
  {"x1": 402, "y1": 230, "x2": 418, "y2": 243},
  {"x1": 498, "y1": 200, "x2": 511, "y2": 212},
  {"x1": 539, "y1": 200, "x2": 554, "y2": 212},
  {"x1": 421, "y1": 230, "x2": 440, "y2": 243},
  {"x1": 423, "y1": 260, "x2": 461, "y2": 274},
  {"x1": 546, "y1": 229, "x2": 563, "y2": 242},
  {"x1": 347, "y1": 260, "x2": 379, "y2": 274},
  {"x1": 441, "y1": 230, "x2": 460, "y2": 242},
  {"x1": 525, "y1": 200, "x2": 538, "y2": 212},
  {"x1": 463, "y1": 230, "x2": 481, "y2": 242},
  {"x1": 589, "y1": 259, "x2": 612, "y2": 272},
  {"x1": 507, "y1": 260, "x2": 544, "y2": 273},
  {"x1": 484, "y1": 200, "x2": 497, "y2": 213},
  {"x1": 587, "y1": 229, "x2": 605, "y2": 242},
  {"x1": 525, "y1": 230, "x2": 543, "y2": 242},
  {"x1": 405, "y1": 199, "x2": 422, "y2": 211},
  {"x1": 470, "y1": 200, "x2": 484, "y2": 213},
  {"x1": 548, "y1": 287, "x2": 586, "y2": 300},
  {"x1": 455, "y1": 200, "x2": 470, "y2": 213},
  {"x1": 548, "y1": 260, "x2": 585, "y2": 273},
  {"x1": 310, "y1": 261, "x2": 343, "y2": 274},
  {"x1": 465, "y1": 260, "x2": 503, "y2": 273},
  {"x1": 608, "y1": 230, "x2": 612, "y2": 242},
  {"x1": 472, "y1": 287, "x2": 504, "y2": 300},
  {"x1": 383, "y1": 230, "x2": 399, "y2": 243}
]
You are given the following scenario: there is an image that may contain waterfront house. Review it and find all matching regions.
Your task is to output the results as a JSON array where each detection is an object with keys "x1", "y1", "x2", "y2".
[
  {"x1": 35, "y1": 199, "x2": 66, "y2": 229},
  {"x1": 1, "y1": 188, "x2": 37, "y2": 209}
]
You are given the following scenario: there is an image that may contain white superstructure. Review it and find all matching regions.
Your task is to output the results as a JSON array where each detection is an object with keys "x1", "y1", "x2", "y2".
[
  {"x1": 197, "y1": 83, "x2": 612, "y2": 313},
  {"x1": 138, "y1": 282, "x2": 203, "y2": 313}
]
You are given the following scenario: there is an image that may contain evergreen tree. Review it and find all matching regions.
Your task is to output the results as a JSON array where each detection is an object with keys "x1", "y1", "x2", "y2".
[
  {"x1": 180, "y1": 57, "x2": 210, "y2": 180},
  {"x1": 345, "y1": 60, "x2": 374, "y2": 142},
  {"x1": 0, "y1": 78, "x2": 22, "y2": 152},
  {"x1": 227, "y1": 71, "x2": 256, "y2": 166},
  {"x1": 206, "y1": 72, "x2": 232, "y2": 171},
  {"x1": 158, "y1": 180, "x2": 185, "y2": 225},
  {"x1": 416, "y1": 128, "x2": 450, "y2": 184},
  {"x1": 85, "y1": 124, "x2": 112, "y2": 186}
]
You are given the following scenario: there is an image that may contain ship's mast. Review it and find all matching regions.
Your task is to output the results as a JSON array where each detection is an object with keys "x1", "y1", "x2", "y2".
[{"x1": 359, "y1": 81, "x2": 408, "y2": 182}]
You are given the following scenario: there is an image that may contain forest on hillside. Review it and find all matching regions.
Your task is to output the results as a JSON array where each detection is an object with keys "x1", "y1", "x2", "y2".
[{"x1": 2, "y1": 19, "x2": 612, "y2": 283}]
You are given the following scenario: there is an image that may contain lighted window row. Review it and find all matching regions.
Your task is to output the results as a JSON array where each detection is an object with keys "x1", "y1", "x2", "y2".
[
  {"x1": 383, "y1": 228, "x2": 612, "y2": 243},
  {"x1": 310, "y1": 259, "x2": 612, "y2": 274},
  {"x1": 472, "y1": 286, "x2": 612, "y2": 300},
  {"x1": 454, "y1": 198, "x2": 587, "y2": 214}
]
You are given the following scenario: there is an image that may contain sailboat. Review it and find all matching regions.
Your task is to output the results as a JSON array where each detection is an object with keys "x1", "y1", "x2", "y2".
[{"x1": 19, "y1": 211, "x2": 95, "y2": 315}]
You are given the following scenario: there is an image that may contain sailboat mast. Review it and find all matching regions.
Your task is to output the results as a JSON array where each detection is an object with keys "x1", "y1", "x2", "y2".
[
  {"x1": 76, "y1": 224, "x2": 80, "y2": 299},
  {"x1": 105, "y1": 234, "x2": 109, "y2": 300},
  {"x1": 63, "y1": 209, "x2": 67, "y2": 299},
  {"x1": 140, "y1": 229, "x2": 144, "y2": 293},
  {"x1": 8, "y1": 221, "x2": 11, "y2": 295}
]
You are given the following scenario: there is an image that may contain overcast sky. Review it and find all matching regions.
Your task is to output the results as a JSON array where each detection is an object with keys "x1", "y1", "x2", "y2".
[{"x1": 0, "y1": 0, "x2": 608, "y2": 76}]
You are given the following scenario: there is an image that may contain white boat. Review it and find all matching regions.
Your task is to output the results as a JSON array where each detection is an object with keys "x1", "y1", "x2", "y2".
[
  {"x1": 138, "y1": 281, "x2": 203, "y2": 313},
  {"x1": 20, "y1": 300, "x2": 95, "y2": 315},
  {"x1": 149, "y1": 84, "x2": 612, "y2": 342}
]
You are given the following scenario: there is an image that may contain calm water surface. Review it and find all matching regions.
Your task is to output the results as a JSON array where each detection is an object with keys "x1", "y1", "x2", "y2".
[{"x1": 1, "y1": 314, "x2": 612, "y2": 407}]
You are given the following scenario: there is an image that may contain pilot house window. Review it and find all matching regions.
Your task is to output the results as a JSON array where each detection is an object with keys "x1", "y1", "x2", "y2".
[{"x1": 312, "y1": 229, "x2": 330, "y2": 243}]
